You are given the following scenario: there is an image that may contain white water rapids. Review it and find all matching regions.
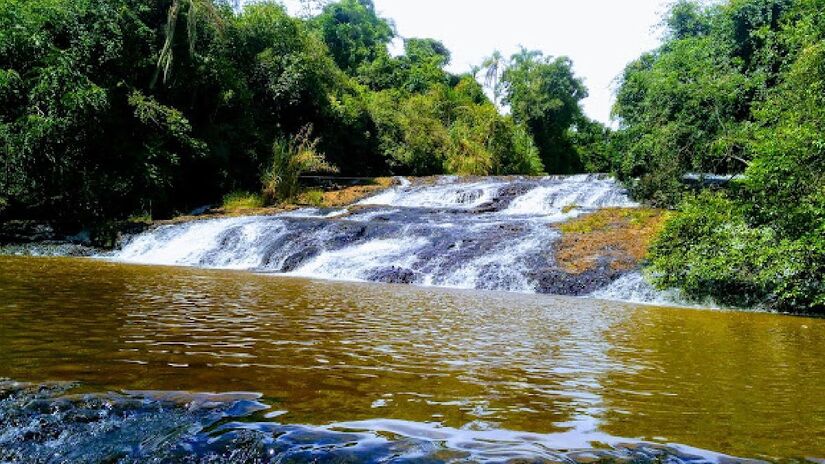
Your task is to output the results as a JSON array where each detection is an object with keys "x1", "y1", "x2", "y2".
[{"x1": 110, "y1": 175, "x2": 672, "y2": 304}]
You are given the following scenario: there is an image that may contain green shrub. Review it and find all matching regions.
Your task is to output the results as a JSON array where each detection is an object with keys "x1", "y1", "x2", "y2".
[
  {"x1": 222, "y1": 191, "x2": 264, "y2": 211},
  {"x1": 263, "y1": 126, "x2": 338, "y2": 204},
  {"x1": 127, "y1": 213, "x2": 153, "y2": 223},
  {"x1": 648, "y1": 192, "x2": 824, "y2": 312},
  {"x1": 300, "y1": 189, "x2": 326, "y2": 206}
]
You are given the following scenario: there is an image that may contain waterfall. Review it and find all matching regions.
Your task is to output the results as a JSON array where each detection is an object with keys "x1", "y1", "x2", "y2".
[{"x1": 110, "y1": 175, "x2": 673, "y2": 304}]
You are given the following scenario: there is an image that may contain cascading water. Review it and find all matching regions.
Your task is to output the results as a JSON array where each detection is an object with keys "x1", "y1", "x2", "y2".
[{"x1": 111, "y1": 175, "x2": 667, "y2": 302}]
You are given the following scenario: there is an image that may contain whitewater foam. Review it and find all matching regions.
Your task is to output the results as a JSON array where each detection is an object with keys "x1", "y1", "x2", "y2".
[
  {"x1": 110, "y1": 175, "x2": 679, "y2": 305},
  {"x1": 503, "y1": 174, "x2": 638, "y2": 218},
  {"x1": 359, "y1": 177, "x2": 506, "y2": 209}
]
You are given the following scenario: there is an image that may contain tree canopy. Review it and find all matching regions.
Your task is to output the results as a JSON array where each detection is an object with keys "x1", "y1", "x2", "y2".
[
  {"x1": 502, "y1": 50, "x2": 589, "y2": 174},
  {"x1": 3, "y1": 0, "x2": 604, "y2": 223},
  {"x1": 613, "y1": 0, "x2": 824, "y2": 312},
  {"x1": 3, "y1": 0, "x2": 818, "y2": 311}
]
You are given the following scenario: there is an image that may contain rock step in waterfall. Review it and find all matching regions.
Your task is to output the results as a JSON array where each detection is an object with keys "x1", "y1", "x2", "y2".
[{"x1": 110, "y1": 175, "x2": 669, "y2": 304}]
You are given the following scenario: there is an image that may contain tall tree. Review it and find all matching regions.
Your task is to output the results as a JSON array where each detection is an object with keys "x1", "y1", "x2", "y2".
[
  {"x1": 501, "y1": 49, "x2": 588, "y2": 174},
  {"x1": 313, "y1": 0, "x2": 393, "y2": 75},
  {"x1": 481, "y1": 50, "x2": 505, "y2": 107},
  {"x1": 153, "y1": 0, "x2": 224, "y2": 87}
]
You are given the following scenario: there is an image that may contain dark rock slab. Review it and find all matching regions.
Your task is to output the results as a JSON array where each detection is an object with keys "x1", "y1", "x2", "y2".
[{"x1": 0, "y1": 380, "x2": 765, "y2": 464}]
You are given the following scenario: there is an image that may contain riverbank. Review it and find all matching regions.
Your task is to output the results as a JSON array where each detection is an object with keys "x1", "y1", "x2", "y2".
[
  {"x1": 0, "y1": 175, "x2": 688, "y2": 305},
  {"x1": 0, "y1": 177, "x2": 398, "y2": 253}
]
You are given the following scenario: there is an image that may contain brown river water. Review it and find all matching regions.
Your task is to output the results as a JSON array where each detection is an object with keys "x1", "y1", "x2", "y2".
[{"x1": 1, "y1": 255, "x2": 824, "y2": 461}]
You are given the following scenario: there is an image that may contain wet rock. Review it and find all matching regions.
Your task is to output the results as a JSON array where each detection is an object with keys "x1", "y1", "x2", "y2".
[
  {"x1": 116, "y1": 221, "x2": 153, "y2": 237},
  {"x1": 369, "y1": 266, "x2": 418, "y2": 284},
  {"x1": 0, "y1": 217, "x2": 155, "y2": 253},
  {"x1": 530, "y1": 265, "x2": 625, "y2": 297},
  {"x1": 472, "y1": 182, "x2": 534, "y2": 213},
  {"x1": 0, "y1": 242, "x2": 99, "y2": 257},
  {"x1": 189, "y1": 205, "x2": 212, "y2": 216},
  {"x1": 280, "y1": 245, "x2": 322, "y2": 273},
  {"x1": 0, "y1": 380, "x2": 765, "y2": 464},
  {"x1": 0, "y1": 221, "x2": 57, "y2": 244}
]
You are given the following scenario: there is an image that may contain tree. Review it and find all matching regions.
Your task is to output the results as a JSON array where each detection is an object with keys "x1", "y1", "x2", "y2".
[
  {"x1": 153, "y1": 0, "x2": 224, "y2": 87},
  {"x1": 313, "y1": 0, "x2": 394, "y2": 75},
  {"x1": 481, "y1": 50, "x2": 505, "y2": 107},
  {"x1": 569, "y1": 118, "x2": 616, "y2": 173},
  {"x1": 501, "y1": 49, "x2": 588, "y2": 174},
  {"x1": 612, "y1": 0, "x2": 793, "y2": 205},
  {"x1": 400, "y1": 38, "x2": 451, "y2": 92},
  {"x1": 665, "y1": 0, "x2": 711, "y2": 39},
  {"x1": 621, "y1": 0, "x2": 825, "y2": 312}
]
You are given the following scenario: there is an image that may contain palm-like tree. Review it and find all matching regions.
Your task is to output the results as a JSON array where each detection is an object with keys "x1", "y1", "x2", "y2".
[
  {"x1": 152, "y1": 0, "x2": 223, "y2": 87},
  {"x1": 481, "y1": 50, "x2": 505, "y2": 108},
  {"x1": 298, "y1": 0, "x2": 329, "y2": 18}
]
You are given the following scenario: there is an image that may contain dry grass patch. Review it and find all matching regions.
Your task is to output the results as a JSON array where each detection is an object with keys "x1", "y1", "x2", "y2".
[
  {"x1": 161, "y1": 178, "x2": 394, "y2": 224},
  {"x1": 295, "y1": 177, "x2": 394, "y2": 207},
  {"x1": 556, "y1": 207, "x2": 672, "y2": 274}
]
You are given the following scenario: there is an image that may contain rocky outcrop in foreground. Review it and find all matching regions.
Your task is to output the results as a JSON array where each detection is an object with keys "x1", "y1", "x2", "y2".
[{"x1": 0, "y1": 380, "x2": 758, "y2": 464}]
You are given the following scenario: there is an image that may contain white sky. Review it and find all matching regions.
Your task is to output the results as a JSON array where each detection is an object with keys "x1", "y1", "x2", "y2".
[{"x1": 279, "y1": 0, "x2": 669, "y2": 124}]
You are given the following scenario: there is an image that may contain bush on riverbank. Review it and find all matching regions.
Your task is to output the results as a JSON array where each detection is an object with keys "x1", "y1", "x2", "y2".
[
  {"x1": 648, "y1": 192, "x2": 823, "y2": 311},
  {"x1": 222, "y1": 192, "x2": 265, "y2": 212},
  {"x1": 263, "y1": 127, "x2": 338, "y2": 204},
  {"x1": 612, "y1": 0, "x2": 825, "y2": 313}
]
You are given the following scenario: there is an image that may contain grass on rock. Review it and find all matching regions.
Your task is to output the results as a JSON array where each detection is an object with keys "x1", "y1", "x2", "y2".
[{"x1": 556, "y1": 207, "x2": 672, "y2": 274}]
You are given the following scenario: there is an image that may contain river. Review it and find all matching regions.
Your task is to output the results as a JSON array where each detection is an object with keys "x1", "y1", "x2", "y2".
[
  {"x1": 1, "y1": 176, "x2": 824, "y2": 462},
  {"x1": 1, "y1": 256, "x2": 824, "y2": 462}
]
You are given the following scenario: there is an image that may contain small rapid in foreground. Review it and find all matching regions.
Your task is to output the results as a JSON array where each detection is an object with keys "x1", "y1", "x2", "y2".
[{"x1": 111, "y1": 175, "x2": 664, "y2": 301}]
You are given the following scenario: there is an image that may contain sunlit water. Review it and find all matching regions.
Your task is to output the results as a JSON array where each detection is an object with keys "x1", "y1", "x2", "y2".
[{"x1": 1, "y1": 256, "x2": 824, "y2": 462}]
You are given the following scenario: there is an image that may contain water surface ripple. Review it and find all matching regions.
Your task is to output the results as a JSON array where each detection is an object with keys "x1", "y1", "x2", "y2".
[{"x1": 0, "y1": 257, "x2": 823, "y2": 462}]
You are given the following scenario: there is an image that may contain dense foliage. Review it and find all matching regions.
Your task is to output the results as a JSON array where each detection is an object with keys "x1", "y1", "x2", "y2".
[
  {"x1": 263, "y1": 125, "x2": 337, "y2": 203},
  {"x1": 0, "y1": 0, "x2": 350, "y2": 221},
  {"x1": 614, "y1": 0, "x2": 824, "y2": 312},
  {"x1": 4, "y1": 0, "x2": 819, "y2": 311},
  {"x1": 501, "y1": 51, "x2": 589, "y2": 174},
  {"x1": 481, "y1": 48, "x2": 615, "y2": 174},
  {"x1": 0, "y1": 0, "x2": 608, "y2": 224}
]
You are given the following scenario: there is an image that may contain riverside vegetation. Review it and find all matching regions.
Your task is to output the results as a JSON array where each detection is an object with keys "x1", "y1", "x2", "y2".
[{"x1": 0, "y1": 0, "x2": 823, "y2": 312}]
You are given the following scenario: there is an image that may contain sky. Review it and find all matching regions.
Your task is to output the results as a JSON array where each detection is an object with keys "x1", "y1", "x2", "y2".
[{"x1": 280, "y1": 0, "x2": 670, "y2": 124}]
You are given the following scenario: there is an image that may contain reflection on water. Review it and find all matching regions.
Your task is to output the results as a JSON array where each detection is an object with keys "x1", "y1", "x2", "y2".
[{"x1": 0, "y1": 256, "x2": 823, "y2": 461}]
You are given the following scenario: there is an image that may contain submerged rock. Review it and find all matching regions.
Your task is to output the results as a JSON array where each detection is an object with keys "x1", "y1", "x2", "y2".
[
  {"x1": 0, "y1": 380, "x2": 764, "y2": 464},
  {"x1": 530, "y1": 265, "x2": 621, "y2": 297}
]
